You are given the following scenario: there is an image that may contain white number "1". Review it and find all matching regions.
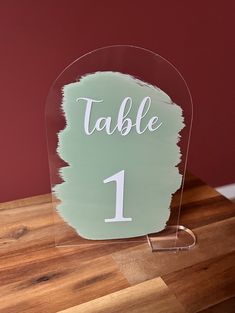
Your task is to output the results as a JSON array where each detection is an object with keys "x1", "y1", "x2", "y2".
[{"x1": 103, "y1": 170, "x2": 132, "y2": 223}]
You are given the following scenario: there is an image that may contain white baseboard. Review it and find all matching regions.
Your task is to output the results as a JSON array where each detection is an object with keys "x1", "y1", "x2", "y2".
[{"x1": 216, "y1": 183, "x2": 235, "y2": 200}]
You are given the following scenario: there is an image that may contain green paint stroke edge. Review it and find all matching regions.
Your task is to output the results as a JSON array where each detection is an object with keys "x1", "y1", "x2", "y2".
[{"x1": 54, "y1": 71, "x2": 185, "y2": 240}]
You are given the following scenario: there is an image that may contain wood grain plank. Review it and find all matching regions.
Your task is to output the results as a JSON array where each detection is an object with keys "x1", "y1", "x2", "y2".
[
  {"x1": 0, "y1": 254, "x2": 129, "y2": 313},
  {"x1": 198, "y1": 296, "x2": 235, "y2": 313},
  {"x1": 0, "y1": 194, "x2": 52, "y2": 210},
  {"x1": 1, "y1": 173, "x2": 232, "y2": 259},
  {"x1": 0, "y1": 173, "x2": 234, "y2": 313},
  {"x1": 171, "y1": 195, "x2": 235, "y2": 229},
  {"x1": 0, "y1": 199, "x2": 141, "y2": 258},
  {"x1": 171, "y1": 174, "x2": 220, "y2": 210},
  {"x1": 112, "y1": 217, "x2": 235, "y2": 285},
  {"x1": 163, "y1": 251, "x2": 235, "y2": 313},
  {"x1": 0, "y1": 200, "x2": 55, "y2": 256},
  {"x1": 57, "y1": 277, "x2": 186, "y2": 313}
]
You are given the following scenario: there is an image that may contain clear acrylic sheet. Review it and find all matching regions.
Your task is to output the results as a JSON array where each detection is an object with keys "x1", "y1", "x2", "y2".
[{"x1": 45, "y1": 45, "x2": 196, "y2": 251}]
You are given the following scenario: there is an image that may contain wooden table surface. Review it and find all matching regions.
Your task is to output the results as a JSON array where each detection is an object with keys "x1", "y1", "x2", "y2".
[{"x1": 0, "y1": 173, "x2": 235, "y2": 313}]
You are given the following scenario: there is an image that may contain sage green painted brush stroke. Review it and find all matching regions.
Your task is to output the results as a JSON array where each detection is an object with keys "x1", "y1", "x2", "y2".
[{"x1": 54, "y1": 72, "x2": 184, "y2": 240}]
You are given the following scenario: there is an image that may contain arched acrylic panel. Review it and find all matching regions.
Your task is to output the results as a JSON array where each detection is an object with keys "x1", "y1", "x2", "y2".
[{"x1": 45, "y1": 45, "x2": 196, "y2": 251}]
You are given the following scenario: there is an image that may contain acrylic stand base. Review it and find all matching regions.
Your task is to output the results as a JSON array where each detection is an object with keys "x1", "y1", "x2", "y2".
[{"x1": 147, "y1": 225, "x2": 196, "y2": 252}]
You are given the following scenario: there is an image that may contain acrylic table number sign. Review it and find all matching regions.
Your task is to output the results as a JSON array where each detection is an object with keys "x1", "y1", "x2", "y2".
[{"x1": 45, "y1": 46, "x2": 196, "y2": 251}]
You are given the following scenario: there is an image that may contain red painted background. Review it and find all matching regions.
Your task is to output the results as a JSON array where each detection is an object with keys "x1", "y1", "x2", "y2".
[{"x1": 0, "y1": 0, "x2": 234, "y2": 203}]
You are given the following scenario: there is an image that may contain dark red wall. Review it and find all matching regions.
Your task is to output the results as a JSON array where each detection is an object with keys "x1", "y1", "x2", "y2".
[{"x1": 0, "y1": 0, "x2": 234, "y2": 202}]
